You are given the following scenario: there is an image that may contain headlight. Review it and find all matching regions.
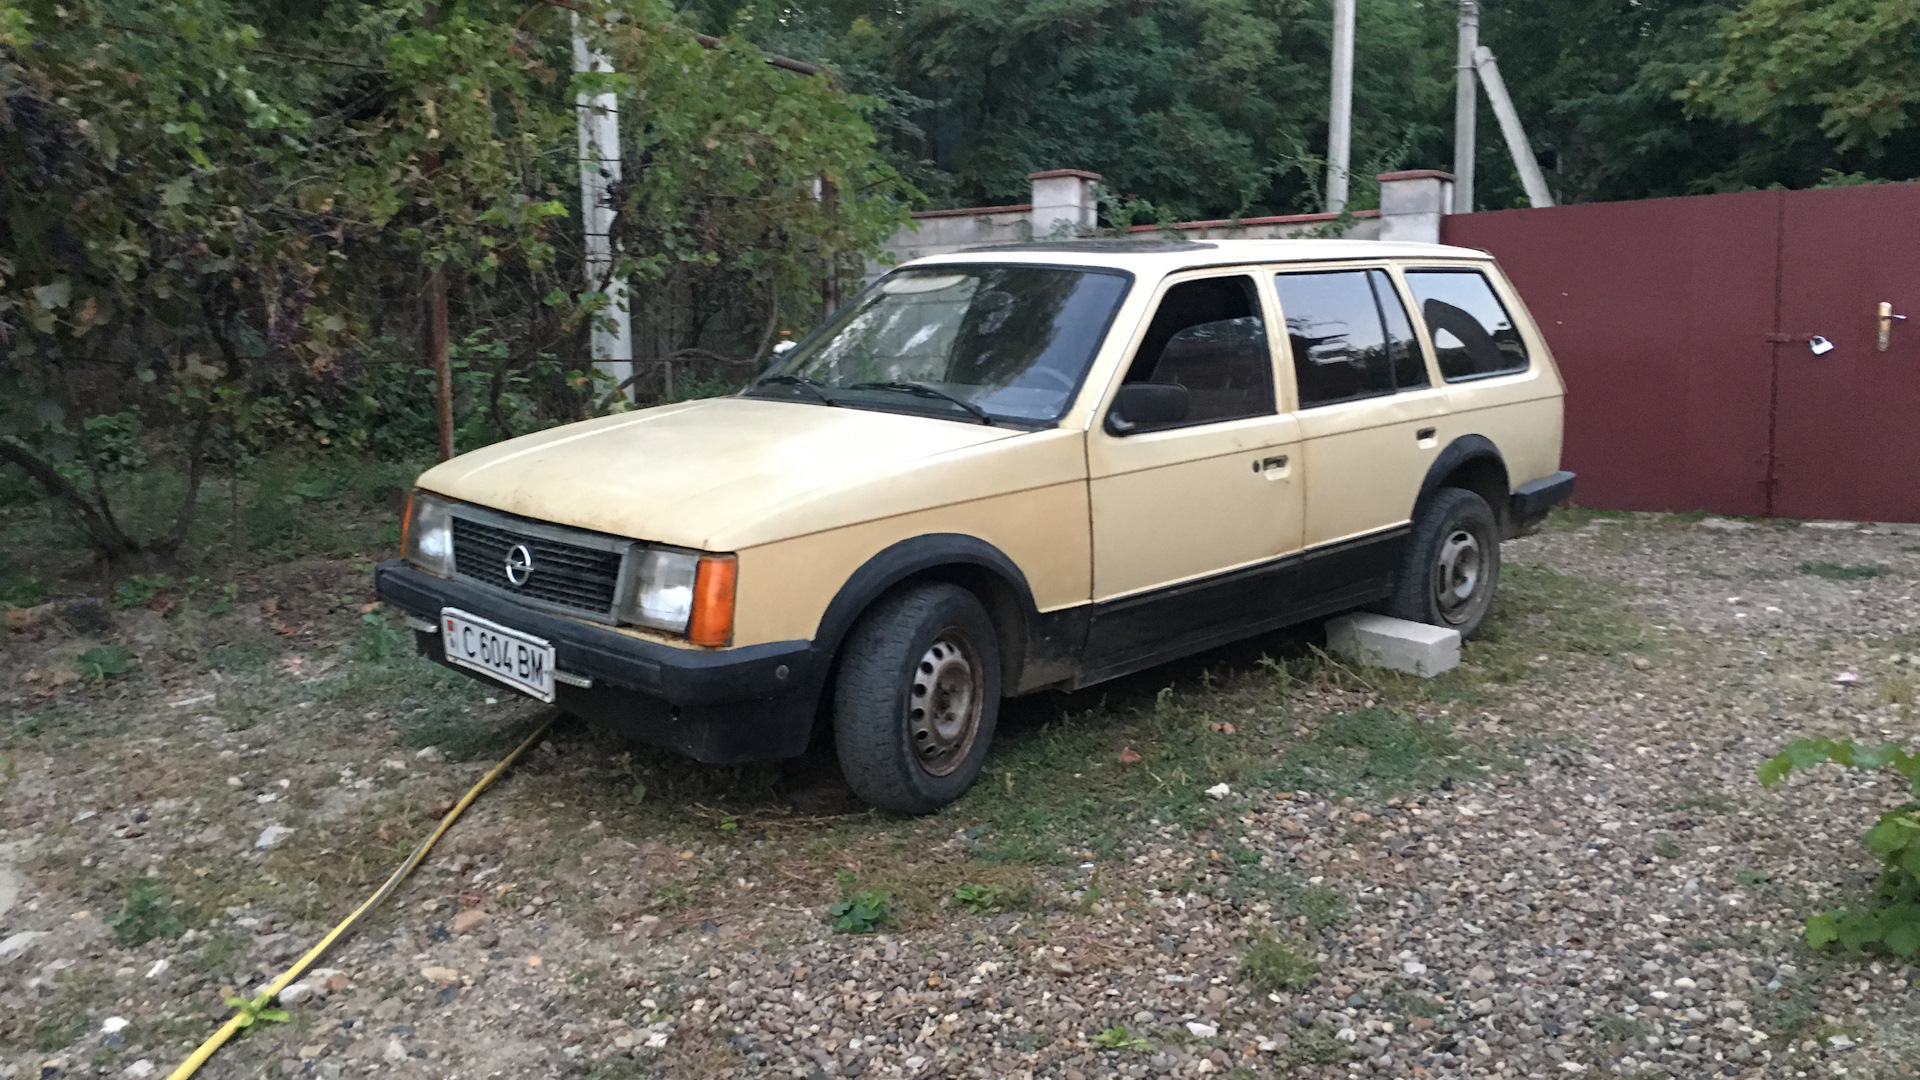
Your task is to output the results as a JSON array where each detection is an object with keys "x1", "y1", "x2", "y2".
[
  {"x1": 402, "y1": 490, "x2": 456, "y2": 577},
  {"x1": 619, "y1": 549, "x2": 736, "y2": 646}
]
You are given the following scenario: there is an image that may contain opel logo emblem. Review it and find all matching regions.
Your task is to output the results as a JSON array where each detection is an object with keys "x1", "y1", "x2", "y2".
[{"x1": 504, "y1": 544, "x2": 535, "y2": 587}]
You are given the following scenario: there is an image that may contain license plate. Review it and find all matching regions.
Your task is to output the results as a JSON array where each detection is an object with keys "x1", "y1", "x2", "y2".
[{"x1": 439, "y1": 608, "x2": 556, "y2": 703}]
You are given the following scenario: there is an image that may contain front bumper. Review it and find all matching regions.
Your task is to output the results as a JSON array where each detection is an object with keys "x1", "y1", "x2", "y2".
[{"x1": 374, "y1": 560, "x2": 822, "y2": 762}]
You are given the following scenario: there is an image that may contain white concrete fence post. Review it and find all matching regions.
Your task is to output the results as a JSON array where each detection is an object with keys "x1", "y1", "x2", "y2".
[
  {"x1": 1376, "y1": 170, "x2": 1456, "y2": 245},
  {"x1": 1028, "y1": 169, "x2": 1102, "y2": 239}
]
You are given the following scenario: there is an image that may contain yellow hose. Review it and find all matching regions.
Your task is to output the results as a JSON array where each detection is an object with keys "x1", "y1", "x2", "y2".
[{"x1": 165, "y1": 715, "x2": 556, "y2": 1080}]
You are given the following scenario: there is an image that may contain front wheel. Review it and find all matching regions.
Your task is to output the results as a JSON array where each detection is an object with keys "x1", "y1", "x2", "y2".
[
  {"x1": 1386, "y1": 487, "x2": 1501, "y2": 639},
  {"x1": 832, "y1": 583, "x2": 1001, "y2": 814}
]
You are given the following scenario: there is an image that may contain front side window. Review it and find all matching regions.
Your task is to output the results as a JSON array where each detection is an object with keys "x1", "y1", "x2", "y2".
[
  {"x1": 1403, "y1": 269, "x2": 1530, "y2": 381},
  {"x1": 745, "y1": 265, "x2": 1131, "y2": 424},
  {"x1": 1117, "y1": 275, "x2": 1275, "y2": 430},
  {"x1": 1275, "y1": 269, "x2": 1424, "y2": 408}
]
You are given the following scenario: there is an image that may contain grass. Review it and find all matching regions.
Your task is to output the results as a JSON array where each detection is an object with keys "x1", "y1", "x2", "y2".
[
  {"x1": 1653, "y1": 839, "x2": 1683, "y2": 860},
  {"x1": 1242, "y1": 936, "x2": 1319, "y2": 992},
  {"x1": 1799, "y1": 562, "x2": 1887, "y2": 582},
  {"x1": 1260, "y1": 707, "x2": 1468, "y2": 794},
  {"x1": 111, "y1": 880, "x2": 185, "y2": 946},
  {"x1": 1879, "y1": 677, "x2": 1914, "y2": 706}
]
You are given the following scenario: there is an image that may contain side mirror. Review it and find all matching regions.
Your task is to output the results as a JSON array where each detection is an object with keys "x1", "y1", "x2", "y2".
[{"x1": 1105, "y1": 383, "x2": 1189, "y2": 435}]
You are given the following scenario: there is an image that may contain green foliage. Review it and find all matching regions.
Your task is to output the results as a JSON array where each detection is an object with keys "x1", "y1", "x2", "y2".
[
  {"x1": 828, "y1": 888, "x2": 892, "y2": 934},
  {"x1": 354, "y1": 610, "x2": 406, "y2": 664},
  {"x1": 1684, "y1": 0, "x2": 1920, "y2": 156},
  {"x1": 1090, "y1": 1026, "x2": 1151, "y2": 1052},
  {"x1": 843, "y1": 0, "x2": 1453, "y2": 219},
  {"x1": 0, "y1": 0, "x2": 910, "y2": 561},
  {"x1": 111, "y1": 881, "x2": 184, "y2": 946},
  {"x1": 113, "y1": 574, "x2": 173, "y2": 609},
  {"x1": 1759, "y1": 738, "x2": 1920, "y2": 957},
  {"x1": 224, "y1": 990, "x2": 291, "y2": 1028},
  {"x1": 1242, "y1": 936, "x2": 1319, "y2": 993},
  {"x1": 828, "y1": 872, "x2": 892, "y2": 932},
  {"x1": 77, "y1": 644, "x2": 132, "y2": 681},
  {"x1": 0, "y1": 550, "x2": 49, "y2": 606},
  {"x1": 952, "y1": 881, "x2": 999, "y2": 914}
]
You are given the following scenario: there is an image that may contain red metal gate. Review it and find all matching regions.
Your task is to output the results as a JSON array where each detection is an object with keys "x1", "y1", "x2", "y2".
[{"x1": 1444, "y1": 182, "x2": 1920, "y2": 522}]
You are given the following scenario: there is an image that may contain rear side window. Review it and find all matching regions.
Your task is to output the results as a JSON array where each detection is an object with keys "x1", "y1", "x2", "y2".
[
  {"x1": 1404, "y1": 269, "x2": 1530, "y2": 381},
  {"x1": 1274, "y1": 269, "x2": 1425, "y2": 408}
]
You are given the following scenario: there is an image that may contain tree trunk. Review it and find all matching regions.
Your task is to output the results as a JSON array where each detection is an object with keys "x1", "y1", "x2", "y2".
[{"x1": 0, "y1": 437, "x2": 143, "y2": 559}]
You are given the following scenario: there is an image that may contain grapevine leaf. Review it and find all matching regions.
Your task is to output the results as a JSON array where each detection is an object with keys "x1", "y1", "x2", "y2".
[
  {"x1": 1881, "y1": 907, "x2": 1920, "y2": 958},
  {"x1": 1838, "y1": 913, "x2": 1879, "y2": 950},
  {"x1": 1804, "y1": 911, "x2": 1840, "y2": 949},
  {"x1": 1757, "y1": 754, "x2": 1794, "y2": 788}
]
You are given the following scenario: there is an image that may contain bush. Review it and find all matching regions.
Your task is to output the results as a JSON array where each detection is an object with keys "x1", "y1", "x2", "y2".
[{"x1": 1760, "y1": 739, "x2": 1920, "y2": 957}]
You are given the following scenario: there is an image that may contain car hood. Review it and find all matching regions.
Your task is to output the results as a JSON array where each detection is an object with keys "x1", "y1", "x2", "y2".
[{"x1": 416, "y1": 396, "x2": 1027, "y2": 550}]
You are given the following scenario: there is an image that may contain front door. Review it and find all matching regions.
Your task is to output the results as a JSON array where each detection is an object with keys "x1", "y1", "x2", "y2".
[{"x1": 1083, "y1": 270, "x2": 1304, "y2": 675}]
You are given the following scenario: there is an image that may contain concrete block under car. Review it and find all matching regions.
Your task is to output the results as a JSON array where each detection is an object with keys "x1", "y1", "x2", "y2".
[{"x1": 1326, "y1": 613, "x2": 1461, "y2": 677}]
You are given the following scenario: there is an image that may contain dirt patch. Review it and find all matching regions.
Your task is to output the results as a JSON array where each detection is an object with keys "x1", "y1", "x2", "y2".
[{"x1": 3, "y1": 512, "x2": 1918, "y2": 1079}]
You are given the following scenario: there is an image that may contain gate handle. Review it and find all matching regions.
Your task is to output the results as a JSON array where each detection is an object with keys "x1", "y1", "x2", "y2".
[{"x1": 1880, "y1": 301, "x2": 1909, "y2": 352}]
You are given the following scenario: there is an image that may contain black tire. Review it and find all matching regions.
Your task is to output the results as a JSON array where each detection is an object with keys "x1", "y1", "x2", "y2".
[
  {"x1": 1386, "y1": 487, "x2": 1501, "y2": 639},
  {"x1": 832, "y1": 583, "x2": 1001, "y2": 814}
]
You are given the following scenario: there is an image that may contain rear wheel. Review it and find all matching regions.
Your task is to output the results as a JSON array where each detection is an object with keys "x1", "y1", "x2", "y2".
[
  {"x1": 1386, "y1": 487, "x2": 1501, "y2": 639},
  {"x1": 832, "y1": 583, "x2": 1001, "y2": 814}
]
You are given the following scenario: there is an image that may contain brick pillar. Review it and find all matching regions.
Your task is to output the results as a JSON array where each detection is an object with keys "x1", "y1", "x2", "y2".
[
  {"x1": 1376, "y1": 170, "x2": 1455, "y2": 244},
  {"x1": 1029, "y1": 169, "x2": 1102, "y2": 239}
]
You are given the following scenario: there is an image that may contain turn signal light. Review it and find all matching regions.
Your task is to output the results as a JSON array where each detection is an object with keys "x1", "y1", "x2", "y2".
[{"x1": 688, "y1": 555, "x2": 737, "y2": 647}]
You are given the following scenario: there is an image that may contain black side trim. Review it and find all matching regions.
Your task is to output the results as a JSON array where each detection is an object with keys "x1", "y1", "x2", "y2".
[
  {"x1": 1076, "y1": 528, "x2": 1407, "y2": 688},
  {"x1": 1511, "y1": 471, "x2": 1577, "y2": 522}
]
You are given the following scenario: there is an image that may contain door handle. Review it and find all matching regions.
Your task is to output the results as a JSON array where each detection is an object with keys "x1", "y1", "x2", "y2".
[
  {"x1": 1879, "y1": 301, "x2": 1908, "y2": 352},
  {"x1": 1416, "y1": 427, "x2": 1437, "y2": 442},
  {"x1": 1253, "y1": 455, "x2": 1289, "y2": 472}
]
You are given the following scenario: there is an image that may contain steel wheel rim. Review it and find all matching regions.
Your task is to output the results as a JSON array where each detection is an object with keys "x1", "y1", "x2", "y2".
[
  {"x1": 908, "y1": 630, "x2": 982, "y2": 777},
  {"x1": 1434, "y1": 525, "x2": 1487, "y2": 624}
]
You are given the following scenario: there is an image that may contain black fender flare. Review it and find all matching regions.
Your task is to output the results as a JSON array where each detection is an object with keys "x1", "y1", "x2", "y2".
[
  {"x1": 811, "y1": 534, "x2": 1047, "y2": 689},
  {"x1": 1414, "y1": 435, "x2": 1511, "y2": 526}
]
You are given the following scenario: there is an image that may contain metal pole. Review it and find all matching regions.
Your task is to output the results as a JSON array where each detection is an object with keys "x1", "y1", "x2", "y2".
[
  {"x1": 1471, "y1": 47, "x2": 1555, "y2": 208},
  {"x1": 573, "y1": 15, "x2": 634, "y2": 399},
  {"x1": 1452, "y1": 0, "x2": 1479, "y2": 214},
  {"x1": 1326, "y1": 0, "x2": 1356, "y2": 214},
  {"x1": 422, "y1": 3, "x2": 454, "y2": 461}
]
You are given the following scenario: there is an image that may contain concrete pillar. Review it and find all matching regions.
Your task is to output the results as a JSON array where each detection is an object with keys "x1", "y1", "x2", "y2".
[
  {"x1": 1376, "y1": 170, "x2": 1455, "y2": 245},
  {"x1": 1028, "y1": 169, "x2": 1101, "y2": 239}
]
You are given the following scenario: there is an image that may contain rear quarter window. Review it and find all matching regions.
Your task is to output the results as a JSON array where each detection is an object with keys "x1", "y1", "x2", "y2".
[{"x1": 1403, "y1": 268, "x2": 1530, "y2": 381}]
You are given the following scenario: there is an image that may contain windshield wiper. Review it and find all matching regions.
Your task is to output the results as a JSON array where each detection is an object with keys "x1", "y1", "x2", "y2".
[
  {"x1": 750, "y1": 372, "x2": 838, "y2": 407},
  {"x1": 848, "y1": 381, "x2": 994, "y2": 425}
]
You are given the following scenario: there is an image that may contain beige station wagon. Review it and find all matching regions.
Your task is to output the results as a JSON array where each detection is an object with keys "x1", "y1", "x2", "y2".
[{"x1": 376, "y1": 239, "x2": 1574, "y2": 812}]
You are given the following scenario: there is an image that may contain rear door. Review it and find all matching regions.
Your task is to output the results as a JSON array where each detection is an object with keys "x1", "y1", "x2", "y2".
[{"x1": 1274, "y1": 265, "x2": 1445, "y2": 604}]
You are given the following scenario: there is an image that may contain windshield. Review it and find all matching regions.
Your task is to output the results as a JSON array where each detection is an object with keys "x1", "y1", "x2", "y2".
[{"x1": 745, "y1": 265, "x2": 1131, "y2": 424}]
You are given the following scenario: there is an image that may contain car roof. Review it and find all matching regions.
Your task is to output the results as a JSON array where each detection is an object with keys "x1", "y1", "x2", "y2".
[{"x1": 900, "y1": 237, "x2": 1492, "y2": 274}]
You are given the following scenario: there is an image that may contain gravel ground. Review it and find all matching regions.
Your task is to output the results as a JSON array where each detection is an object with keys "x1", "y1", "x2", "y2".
[{"x1": 3, "y1": 511, "x2": 1919, "y2": 1080}]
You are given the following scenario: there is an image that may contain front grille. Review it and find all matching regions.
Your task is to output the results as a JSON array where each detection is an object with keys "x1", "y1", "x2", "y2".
[{"x1": 451, "y1": 515, "x2": 625, "y2": 618}]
